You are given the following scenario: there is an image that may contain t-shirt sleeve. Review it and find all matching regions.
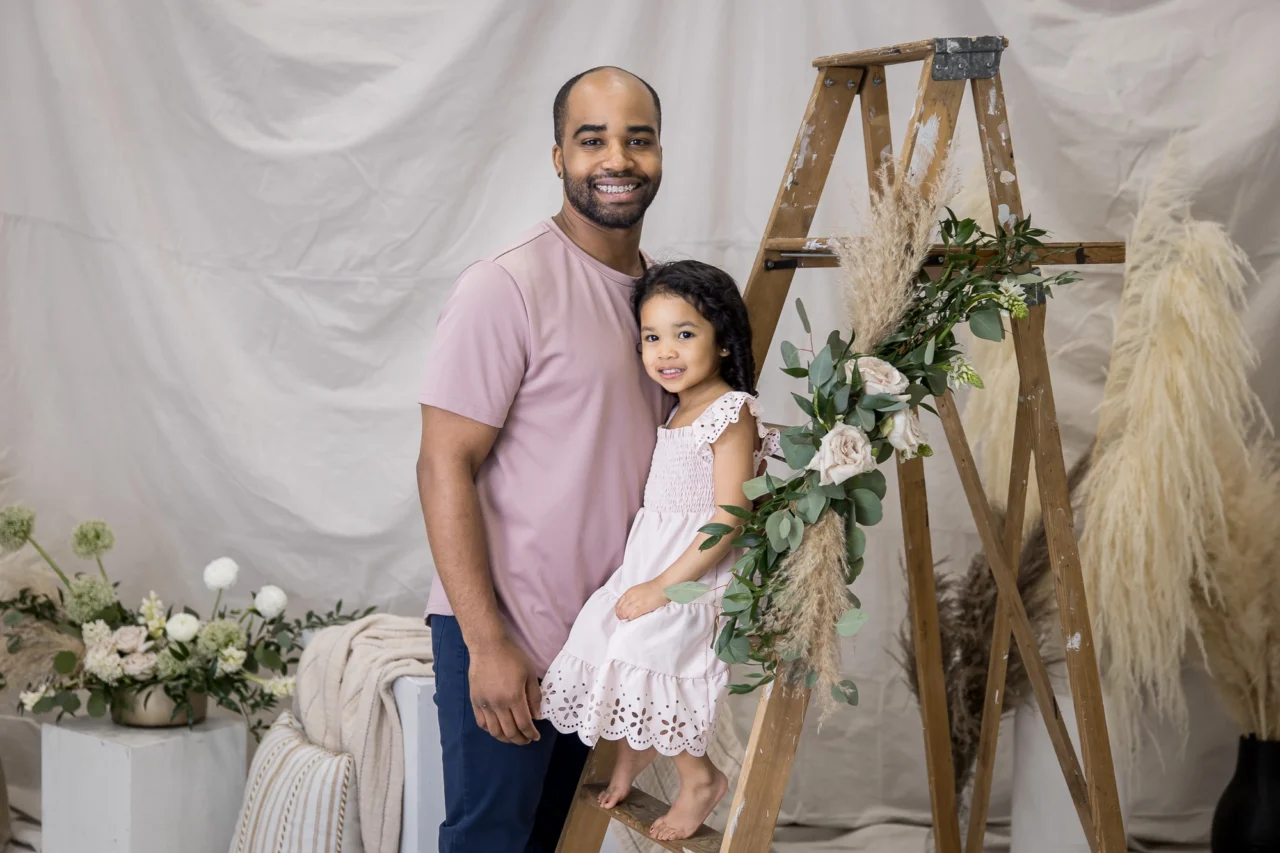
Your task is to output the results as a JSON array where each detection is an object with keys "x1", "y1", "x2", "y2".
[{"x1": 419, "y1": 260, "x2": 529, "y2": 429}]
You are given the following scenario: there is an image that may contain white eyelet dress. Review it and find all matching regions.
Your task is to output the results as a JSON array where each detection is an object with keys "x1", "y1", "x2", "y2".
[{"x1": 540, "y1": 391, "x2": 781, "y2": 756}]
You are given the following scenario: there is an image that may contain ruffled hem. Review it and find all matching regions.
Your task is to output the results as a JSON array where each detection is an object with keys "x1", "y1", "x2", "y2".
[
  {"x1": 540, "y1": 649, "x2": 726, "y2": 757},
  {"x1": 690, "y1": 392, "x2": 782, "y2": 464}
]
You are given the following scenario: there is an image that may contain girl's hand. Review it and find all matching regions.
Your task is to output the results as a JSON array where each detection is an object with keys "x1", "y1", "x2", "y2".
[{"x1": 615, "y1": 580, "x2": 669, "y2": 621}]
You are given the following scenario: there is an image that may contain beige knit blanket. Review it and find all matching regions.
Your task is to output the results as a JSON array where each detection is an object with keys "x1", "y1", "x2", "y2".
[{"x1": 296, "y1": 614, "x2": 434, "y2": 853}]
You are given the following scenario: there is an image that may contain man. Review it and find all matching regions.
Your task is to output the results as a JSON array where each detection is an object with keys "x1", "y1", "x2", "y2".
[{"x1": 417, "y1": 67, "x2": 667, "y2": 852}]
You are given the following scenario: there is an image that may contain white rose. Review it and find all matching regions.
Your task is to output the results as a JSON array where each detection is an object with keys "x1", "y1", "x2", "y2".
[
  {"x1": 81, "y1": 619, "x2": 113, "y2": 649},
  {"x1": 848, "y1": 356, "x2": 909, "y2": 398},
  {"x1": 264, "y1": 676, "x2": 296, "y2": 698},
  {"x1": 122, "y1": 651, "x2": 158, "y2": 680},
  {"x1": 165, "y1": 613, "x2": 200, "y2": 643},
  {"x1": 203, "y1": 557, "x2": 239, "y2": 591},
  {"x1": 113, "y1": 625, "x2": 153, "y2": 655},
  {"x1": 217, "y1": 646, "x2": 247, "y2": 676},
  {"x1": 884, "y1": 408, "x2": 926, "y2": 459},
  {"x1": 84, "y1": 646, "x2": 124, "y2": 684},
  {"x1": 806, "y1": 423, "x2": 876, "y2": 486},
  {"x1": 19, "y1": 686, "x2": 49, "y2": 712},
  {"x1": 253, "y1": 585, "x2": 288, "y2": 620}
]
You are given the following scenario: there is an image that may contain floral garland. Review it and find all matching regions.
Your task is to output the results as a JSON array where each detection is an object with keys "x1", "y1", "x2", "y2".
[
  {"x1": 667, "y1": 212, "x2": 1076, "y2": 705},
  {"x1": 0, "y1": 508, "x2": 371, "y2": 739}
]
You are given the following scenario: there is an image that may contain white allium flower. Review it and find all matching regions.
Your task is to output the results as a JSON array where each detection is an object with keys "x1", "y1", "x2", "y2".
[
  {"x1": 217, "y1": 647, "x2": 247, "y2": 676},
  {"x1": 113, "y1": 625, "x2": 153, "y2": 655},
  {"x1": 81, "y1": 619, "x2": 113, "y2": 649},
  {"x1": 84, "y1": 645, "x2": 125, "y2": 684},
  {"x1": 165, "y1": 613, "x2": 200, "y2": 643},
  {"x1": 203, "y1": 557, "x2": 239, "y2": 591},
  {"x1": 253, "y1": 585, "x2": 288, "y2": 620},
  {"x1": 122, "y1": 652, "x2": 158, "y2": 680},
  {"x1": 19, "y1": 685, "x2": 50, "y2": 712},
  {"x1": 264, "y1": 676, "x2": 296, "y2": 698}
]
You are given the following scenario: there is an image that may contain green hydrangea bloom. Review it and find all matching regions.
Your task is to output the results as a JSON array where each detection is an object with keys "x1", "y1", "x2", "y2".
[{"x1": 196, "y1": 618, "x2": 247, "y2": 659}]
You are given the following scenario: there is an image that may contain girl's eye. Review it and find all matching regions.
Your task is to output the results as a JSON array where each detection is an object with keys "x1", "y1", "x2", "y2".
[
  {"x1": 679, "y1": 331, "x2": 694, "y2": 339},
  {"x1": 644, "y1": 335, "x2": 658, "y2": 343}
]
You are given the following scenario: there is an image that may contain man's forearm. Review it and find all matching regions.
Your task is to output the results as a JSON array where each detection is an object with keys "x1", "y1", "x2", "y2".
[{"x1": 419, "y1": 461, "x2": 508, "y2": 651}]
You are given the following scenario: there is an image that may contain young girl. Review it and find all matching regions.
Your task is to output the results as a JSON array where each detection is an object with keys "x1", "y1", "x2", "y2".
[{"x1": 541, "y1": 260, "x2": 779, "y2": 842}]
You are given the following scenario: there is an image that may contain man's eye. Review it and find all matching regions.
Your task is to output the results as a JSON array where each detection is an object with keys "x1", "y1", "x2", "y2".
[{"x1": 630, "y1": 139, "x2": 650, "y2": 146}]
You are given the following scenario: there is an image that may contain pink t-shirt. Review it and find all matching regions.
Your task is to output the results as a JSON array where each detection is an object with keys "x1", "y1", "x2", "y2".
[{"x1": 420, "y1": 219, "x2": 666, "y2": 675}]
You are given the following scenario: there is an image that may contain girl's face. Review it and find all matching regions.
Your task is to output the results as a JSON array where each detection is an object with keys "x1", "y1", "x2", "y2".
[{"x1": 638, "y1": 292, "x2": 726, "y2": 395}]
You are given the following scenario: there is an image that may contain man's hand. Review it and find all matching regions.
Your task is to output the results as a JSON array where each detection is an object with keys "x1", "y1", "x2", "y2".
[
  {"x1": 615, "y1": 580, "x2": 669, "y2": 621},
  {"x1": 468, "y1": 638, "x2": 543, "y2": 745}
]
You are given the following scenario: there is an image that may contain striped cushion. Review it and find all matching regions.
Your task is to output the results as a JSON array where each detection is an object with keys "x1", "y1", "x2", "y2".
[{"x1": 229, "y1": 711, "x2": 361, "y2": 853}]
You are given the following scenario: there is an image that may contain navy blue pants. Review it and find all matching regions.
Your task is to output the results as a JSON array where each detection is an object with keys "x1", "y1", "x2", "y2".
[{"x1": 431, "y1": 615, "x2": 590, "y2": 852}]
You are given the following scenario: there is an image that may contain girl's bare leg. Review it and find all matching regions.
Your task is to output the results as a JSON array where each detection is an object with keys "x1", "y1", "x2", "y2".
[
  {"x1": 649, "y1": 751, "x2": 728, "y2": 841},
  {"x1": 598, "y1": 740, "x2": 658, "y2": 809}
]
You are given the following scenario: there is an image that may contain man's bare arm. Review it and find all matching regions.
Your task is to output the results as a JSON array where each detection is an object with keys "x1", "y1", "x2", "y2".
[{"x1": 417, "y1": 405, "x2": 541, "y2": 745}]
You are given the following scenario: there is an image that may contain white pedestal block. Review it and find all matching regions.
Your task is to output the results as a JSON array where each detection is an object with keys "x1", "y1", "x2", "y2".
[
  {"x1": 42, "y1": 716, "x2": 246, "y2": 853},
  {"x1": 1010, "y1": 690, "x2": 1130, "y2": 853},
  {"x1": 393, "y1": 676, "x2": 620, "y2": 853}
]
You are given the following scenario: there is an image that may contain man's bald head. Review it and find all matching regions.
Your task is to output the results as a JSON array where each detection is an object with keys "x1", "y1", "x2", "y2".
[{"x1": 553, "y1": 66, "x2": 661, "y2": 146}]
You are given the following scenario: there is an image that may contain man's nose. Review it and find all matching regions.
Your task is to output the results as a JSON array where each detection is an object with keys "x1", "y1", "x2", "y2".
[{"x1": 602, "y1": 140, "x2": 635, "y2": 172}]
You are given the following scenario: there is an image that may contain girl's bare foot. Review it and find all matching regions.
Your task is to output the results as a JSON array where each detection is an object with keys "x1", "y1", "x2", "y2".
[
  {"x1": 650, "y1": 754, "x2": 728, "y2": 841},
  {"x1": 598, "y1": 742, "x2": 656, "y2": 810}
]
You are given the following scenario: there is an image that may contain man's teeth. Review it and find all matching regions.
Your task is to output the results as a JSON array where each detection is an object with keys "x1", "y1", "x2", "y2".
[{"x1": 598, "y1": 184, "x2": 638, "y2": 194}]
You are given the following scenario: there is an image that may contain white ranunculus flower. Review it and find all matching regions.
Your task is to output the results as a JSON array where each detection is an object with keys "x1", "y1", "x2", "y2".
[
  {"x1": 253, "y1": 585, "x2": 288, "y2": 620},
  {"x1": 122, "y1": 651, "x2": 158, "y2": 680},
  {"x1": 848, "y1": 356, "x2": 909, "y2": 398},
  {"x1": 165, "y1": 613, "x2": 200, "y2": 643},
  {"x1": 217, "y1": 647, "x2": 247, "y2": 676},
  {"x1": 84, "y1": 645, "x2": 124, "y2": 684},
  {"x1": 81, "y1": 619, "x2": 113, "y2": 650},
  {"x1": 113, "y1": 625, "x2": 152, "y2": 655},
  {"x1": 19, "y1": 685, "x2": 50, "y2": 712},
  {"x1": 203, "y1": 557, "x2": 239, "y2": 591},
  {"x1": 806, "y1": 423, "x2": 876, "y2": 486},
  {"x1": 884, "y1": 408, "x2": 927, "y2": 459},
  {"x1": 264, "y1": 676, "x2": 296, "y2": 698}
]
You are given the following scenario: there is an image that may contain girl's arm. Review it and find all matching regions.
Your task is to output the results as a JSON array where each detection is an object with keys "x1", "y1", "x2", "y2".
[{"x1": 615, "y1": 407, "x2": 759, "y2": 620}]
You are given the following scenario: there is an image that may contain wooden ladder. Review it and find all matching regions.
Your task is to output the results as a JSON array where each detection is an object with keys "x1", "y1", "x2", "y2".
[{"x1": 558, "y1": 36, "x2": 1128, "y2": 853}]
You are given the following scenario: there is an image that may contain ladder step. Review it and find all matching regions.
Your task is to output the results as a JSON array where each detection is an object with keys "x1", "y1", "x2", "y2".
[
  {"x1": 763, "y1": 238, "x2": 1125, "y2": 269},
  {"x1": 814, "y1": 36, "x2": 1010, "y2": 68},
  {"x1": 579, "y1": 784, "x2": 723, "y2": 853}
]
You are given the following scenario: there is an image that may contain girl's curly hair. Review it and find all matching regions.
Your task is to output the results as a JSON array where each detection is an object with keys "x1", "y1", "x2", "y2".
[{"x1": 632, "y1": 260, "x2": 756, "y2": 395}]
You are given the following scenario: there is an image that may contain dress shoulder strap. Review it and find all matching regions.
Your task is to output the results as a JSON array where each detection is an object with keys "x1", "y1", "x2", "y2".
[{"x1": 691, "y1": 392, "x2": 782, "y2": 464}]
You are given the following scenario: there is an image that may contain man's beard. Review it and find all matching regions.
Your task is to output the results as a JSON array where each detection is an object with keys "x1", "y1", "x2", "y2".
[{"x1": 563, "y1": 171, "x2": 662, "y2": 229}]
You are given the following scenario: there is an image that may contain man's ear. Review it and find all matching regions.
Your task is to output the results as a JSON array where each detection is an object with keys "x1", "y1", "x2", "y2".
[{"x1": 552, "y1": 145, "x2": 563, "y2": 179}]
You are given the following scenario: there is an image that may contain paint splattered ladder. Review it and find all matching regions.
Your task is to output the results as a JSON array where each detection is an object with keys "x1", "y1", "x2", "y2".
[{"x1": 558, "y1": 37, "x2": 1127, "y2": 853}]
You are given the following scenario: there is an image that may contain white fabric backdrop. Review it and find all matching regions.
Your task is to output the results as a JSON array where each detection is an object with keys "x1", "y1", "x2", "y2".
[{"x1": 3, "y1": 0, "x2": 1277, "y2": 846}]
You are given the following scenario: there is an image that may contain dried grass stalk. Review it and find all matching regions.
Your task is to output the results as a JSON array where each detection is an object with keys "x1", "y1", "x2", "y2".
[
  {"x1": 1081, "y1": 137, "x2": 1266, "y2": 747},
  {"x1": 763, "y1": 510, "x2": 850, "y2": 723},
  {"x1": 1195, "y1": 443, "x2": 1280, "y2": 739},
  {"x1": 0, "y1": 551, "x2": 81, "y2": 694},
  {"x1": 898, "y1": 454, "x2": 1086, "y2": 796},
  {"x1": 834, "y1": 159, "x2": 952, "y2": 350}
]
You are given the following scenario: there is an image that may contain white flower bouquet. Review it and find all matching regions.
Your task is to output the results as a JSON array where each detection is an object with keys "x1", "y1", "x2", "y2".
[{"x1": 0, "y1": 506, "x2": 372, "y2": 738}]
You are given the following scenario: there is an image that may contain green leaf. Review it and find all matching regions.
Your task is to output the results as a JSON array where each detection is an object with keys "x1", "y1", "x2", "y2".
[
  {"x1": 791, "y1": 393, "x2": 817, "y2": 419},
  {"x1": 861, "y1": 393, "x2": 906, "y2": 411},
  {"x1": 699, "y1": 522, "x2": 735, "y2": 536},
  {"x1": 832, "y1": 679, "x2": 859, "y2": 706},
  {"x1": 805, "y1": 670, "x2": 819, "y2": 689},
  {"x1": 778, "y1": 515, "x2": 792, "y2": 541},
  {"x1": 781, "y1": 433, "x2": 817, "y2": 470},
  {"x1": 852, "y1": 489, "x2": 883, "y2": 525},
  {"x1": 906, "y1": 383, "x2": 930, "y2": 407},
  {"x1": 743, "y1": 475, "x2": 774, "y2": 501},
  {"x1": 32, "y1": 696, "x2": 56, "y2": 714},
  {"x1": 846, "y1": 557, "x2": 865, "y2": 584},
  {"x1": 719, "y1": 635, "x2": 752, "y2": 665},
  {"x1": 781, "y1": 367, "x2": 810, "y2": 378},
  {"x1": 836, "y1": 608, "x2": 869, "y2": 637},
  {"x1": 3, "y1": 610, "x2": 22, "y2": 626},
  {"x1": 715, "y1": 620, "x2": 734, "y2": 654},
  {"x1": 925, "y1": 367, "x2": 949, "y2": 397},
  {"x1": 875, "y1": 442, "x2": 894, "y2": 463},
  {"x1": 849, "y1": 469, "x2": 887, "y2": 499},
  {"x1": 719, "y1": 504, "x2": 754, "y2": 519},
  {"x1": 787, "y1": 516, "x2": 805, "y2": 552},
  {"x1": 969, "y1": 309, "x2": 1004, "y2": 342},
  {"x1": 809, "y1": 347, "x2": 835, "y2": 390},
  {"x1": 819, "y1": 482, "x2": 848, "y2": 500},
  {"x1": 826, "y1": 330, "x2": 845, "y2": 355},
  {"x1": 87, "y1": 692, "x2": 107, "y2": 718},
  {"x1": 699, "y1": 534, "x2": 723, "y2": 551},
  {"x1": 260, "y1": 647, "x2": 285, "y2": 672},
  {"x1": 722, "y1": 593, "x2": 753, "y2": 614},
  {"x1": 847, "y1": 523, "x2": 866, "y2": 562},
  {"x1": 795, "y1": 298, "x2": 811, "y2": 333},
  {"x1": 853, "y1": 407, "x2": 875, "y2": 432},
  {"x1": 58, "y1": 692, "x2": 81, "y2": 713},
  {"x1": 834, "y1": 384, "x2": 851, "y2": 414},
  {"x1": 766, "y1": 511, "x2": 790, "y2": 553},
  {"x1": 54, "y1": 650, "x2": 78, "y2": 674},
  {"x1": 781, "y1": 340, "x2": 801, "y2": 369},
  {"x1": 665, "y1": 581, "x2": 710, "y2": 604},
  {"x1": 796, "y1": 490, "x2": 828, "y2": 524},
  {"x1": 6, "y1": 635, "x2": 20, "y2": 654},
  {"x1": 924, "y1": 337, "x2": 936, "y2": 365}
]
